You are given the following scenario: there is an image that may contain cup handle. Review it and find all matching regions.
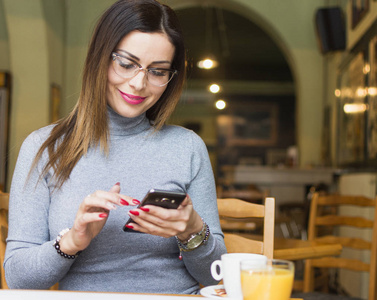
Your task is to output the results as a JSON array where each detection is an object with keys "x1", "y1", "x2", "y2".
[{"x1": 210, "y1": 260, "x2": 223, "y2": 281}]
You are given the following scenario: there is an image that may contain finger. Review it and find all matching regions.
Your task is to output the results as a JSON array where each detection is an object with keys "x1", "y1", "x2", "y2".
[
  {"x1": 80, "y1": 212, "x2": 109, "y2": 223},
  {"x1": 74, "y1": 211, "x2": 109, "y2": 234},
  {"x1": 178, "y1": 195, "x2": 191, "y2": 208},
  {"x1": 128, "y1": 209, "x2": 186, "y2": 235},
  {"x1": 106, "y1": 183, "x2": 139, "y2": 207},
  {"x1": 109, "y1": 182, "x2": 121, "y2": 193},
  {"x1": 107, "y1": 183, "x2": 135, "y2": 206},
  {"x1": 89, "y1": 189, "x2": 128, "y2": 208},
  {"x1": 118, "y1": 196, "x2": 140, "y2": 206},
  {"x1": 82, "y1": 193, "x2": 117, "y2": 211},
  {"x1": 126, "y1": 219, "x2": 176, "y2": 238},
  {"x1": 136, "y1": 205, "x2": 179, "y2": 221}
]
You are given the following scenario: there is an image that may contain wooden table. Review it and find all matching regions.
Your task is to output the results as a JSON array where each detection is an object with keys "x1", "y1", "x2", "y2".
[
  {"x1": 0, "y1": 290, "x2": 198, "y2": 299},
  {"x1": 0, "y1": 290, "x2": 303, "y2": 299}
]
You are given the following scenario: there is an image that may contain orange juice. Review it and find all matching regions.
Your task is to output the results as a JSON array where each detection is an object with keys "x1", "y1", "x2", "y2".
[{"x1": 241, "y1": 268, "x2": 294, "y2": 300}]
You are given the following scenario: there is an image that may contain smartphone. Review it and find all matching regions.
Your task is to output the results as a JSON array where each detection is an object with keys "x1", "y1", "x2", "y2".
[{"x1": 123, "y1": 189, "x2": 186, "y2": 232}]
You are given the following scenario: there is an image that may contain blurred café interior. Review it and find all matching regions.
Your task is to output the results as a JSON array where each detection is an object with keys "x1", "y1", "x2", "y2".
[{"x1": 1, "y1": 0, "x2": 377, "y2": 299}]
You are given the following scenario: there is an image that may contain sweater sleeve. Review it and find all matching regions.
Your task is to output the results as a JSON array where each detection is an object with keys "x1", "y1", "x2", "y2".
[
  {"x1": 4, "y1": 129, "x2": 75, "y2": 289},
  {"x1": 179, "y1": 132, "x2": 227, "y2": 286}
]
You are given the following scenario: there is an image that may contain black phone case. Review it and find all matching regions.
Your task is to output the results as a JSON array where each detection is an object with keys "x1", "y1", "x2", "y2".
[{"x1": 123, "y1": 189, "x2": 186, "y2": 232}]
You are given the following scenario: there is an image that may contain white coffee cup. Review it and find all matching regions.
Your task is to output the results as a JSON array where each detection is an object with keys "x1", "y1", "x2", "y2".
[{"x1": 211, "y1": 253, "x2": 267, "y2": 300}]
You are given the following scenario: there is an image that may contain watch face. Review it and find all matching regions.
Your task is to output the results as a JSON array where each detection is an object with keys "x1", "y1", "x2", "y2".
[{"x1": 187, "y1": 233, "x2": 205, "y2": 248}]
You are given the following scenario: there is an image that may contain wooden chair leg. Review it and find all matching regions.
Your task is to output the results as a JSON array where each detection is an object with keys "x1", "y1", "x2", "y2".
[{"x1": 303, "y1": 259, "x2": 314, "y2": 292}]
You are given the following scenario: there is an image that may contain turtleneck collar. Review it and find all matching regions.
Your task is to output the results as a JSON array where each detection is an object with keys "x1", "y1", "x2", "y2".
[{"x1": 107, "y1": 106, "x2": 151, "y2": 136}]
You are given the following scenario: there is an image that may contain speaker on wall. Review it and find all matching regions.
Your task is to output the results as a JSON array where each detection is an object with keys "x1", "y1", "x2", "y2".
[{"x1": 315, "y1": 7, "x2": 346, "y2": 54}]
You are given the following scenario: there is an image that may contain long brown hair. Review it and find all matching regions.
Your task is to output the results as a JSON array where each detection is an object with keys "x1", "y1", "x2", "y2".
[{"x1": 32, "y1": 0, "x2": 186, "y2": 189}]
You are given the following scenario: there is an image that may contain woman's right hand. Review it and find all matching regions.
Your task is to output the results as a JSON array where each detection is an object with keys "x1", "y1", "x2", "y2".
[{"x1": 59, "y1": 183, "x2": 137, "y2": 255}]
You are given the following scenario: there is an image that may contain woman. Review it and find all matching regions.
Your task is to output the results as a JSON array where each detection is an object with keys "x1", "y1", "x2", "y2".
[{"x1": 4, "y1": 0, "x2": 226, "y2": 294}]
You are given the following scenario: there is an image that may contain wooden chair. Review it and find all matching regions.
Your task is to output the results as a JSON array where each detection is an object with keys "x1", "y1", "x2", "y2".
[
  {"x1": 302, "y1": 192, "x2": 377, "y2": 300},
  {"x1": 0, "y1": 191, "x2": 9, "y2": 289},
  {"x1": 217, "y1": 197, "x2": 275, "y2": 259}
]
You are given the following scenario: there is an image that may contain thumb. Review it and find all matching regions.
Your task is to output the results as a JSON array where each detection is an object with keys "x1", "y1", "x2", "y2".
[
  {"x1": 180, "y1": 194, "x2": 192, "y2": 207},
  {"x1": 110, "y1": 182, "x2": 121, "y2": 193}
]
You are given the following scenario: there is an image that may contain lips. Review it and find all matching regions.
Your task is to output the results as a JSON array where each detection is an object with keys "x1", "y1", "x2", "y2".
[{"x1": 118, "y1": 89, "x2": 146, "y2": 105}]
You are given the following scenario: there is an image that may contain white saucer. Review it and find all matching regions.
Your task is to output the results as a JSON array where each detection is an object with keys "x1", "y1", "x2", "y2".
[{"x1": 200, "y1": 285, "x2": 236, "y2": 299}]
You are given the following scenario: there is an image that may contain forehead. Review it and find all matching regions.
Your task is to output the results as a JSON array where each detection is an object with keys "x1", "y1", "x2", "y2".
[{"x1": 116, "y1": 31, "x2": 175, "y2": 63}]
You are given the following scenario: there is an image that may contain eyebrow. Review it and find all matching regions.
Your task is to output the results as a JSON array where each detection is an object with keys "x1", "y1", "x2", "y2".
[{"x1": 116, "y1": 49, "x2": 172, "y2": 65}]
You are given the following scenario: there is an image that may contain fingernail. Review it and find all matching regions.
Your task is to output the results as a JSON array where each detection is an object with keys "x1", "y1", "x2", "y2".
[
  {"x1": 125, "y1": 225, "x2": 133, "y2": 229},
  {"x1": 129, "y1": 210, "x2": 139, "y2": 216},
  {"x1": 115, "y1": 182, "x2": 120, "y2": 186},
  {"x1": 99, "y1": 213, "x2": 108, "y2": 218},
  {"x1": 107, "y1": 202, "x2": 116, "y2": 210},
  {"x1": 132, "y1": 199, "x2": 140, "y2": 205},
  {"x1": 140, "y1": 207, "x2": 149, "y2": 212},
  {"x1": 120, "y1": 199, "x2": 129, "y2": 206}
]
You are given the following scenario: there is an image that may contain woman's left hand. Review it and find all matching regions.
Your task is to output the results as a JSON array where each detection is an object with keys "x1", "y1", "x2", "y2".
[{"x1": 125, "y1": 195, "x2": 203, "y2": 240}]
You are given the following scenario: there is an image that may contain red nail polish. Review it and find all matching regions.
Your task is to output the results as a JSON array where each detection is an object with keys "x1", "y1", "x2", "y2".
[
  {"x1": 125, "y1": 225, "x2": 134, "y2": 229},
  {"x1": 129, "y1": 210, "x2": 139, "y2": 216},
  {"x1": 132, "y1": 199, "x2": 140, "y2": 205},
  {"x1": 140, "y1": 207, "x2": 149, "y2": 212},
  {"x1": 115, "y1": 182, "x2": 120, "y2": 186},
  {"x1": 120, "y1": 199, "x2": 129, "y2": 205},
  {"x1": 99, "y1": 213, "x2": 108, "y2": 218}
]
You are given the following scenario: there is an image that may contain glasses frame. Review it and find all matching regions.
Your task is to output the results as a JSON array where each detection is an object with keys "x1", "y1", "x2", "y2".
[{"x1": 111, "y1": 52, "x2": 178, "y2": 87}]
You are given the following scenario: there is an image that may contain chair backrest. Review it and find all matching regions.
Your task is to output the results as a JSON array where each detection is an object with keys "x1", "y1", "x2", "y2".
[
  {"x1": 304, "y1": 192, "x2": 377, "y2": 300},
  {"x1": 0, "y1": 191, "x2": 9, "y2": 210},
  {"x1": 217, "y1": 197, "x2": 275, "y2": 259}
]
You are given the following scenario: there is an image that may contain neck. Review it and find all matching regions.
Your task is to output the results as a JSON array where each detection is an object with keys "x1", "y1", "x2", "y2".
[{"x1": 107, "y1": 106, "x2": 151, "y2": 136}]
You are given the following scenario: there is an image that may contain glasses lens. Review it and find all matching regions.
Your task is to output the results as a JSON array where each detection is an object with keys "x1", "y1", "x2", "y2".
[
  {"x1": 113, "y1": 55, "x2": 139, "y2": 78},
  {"x1": 147, "y1": 69, "x2": 175, "y2": 86},
  {"x1": 112, "y1": 53, "x2": 177, "y2": 87}
]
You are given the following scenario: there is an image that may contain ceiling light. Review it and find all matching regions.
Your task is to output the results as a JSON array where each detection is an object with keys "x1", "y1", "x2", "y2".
[
  {"x1": 343, "y1": 103, "x2": 368, "y2": 114},
  {"x1": 197, "y1": 58, "x2": 219, "y2": 69},
  {"x1": 215, "y1": 99, "x2": 226, "y2": 110},
  {"x1": 368, "y1": 87, "x2": 377, "y2": 96},
  {"x1": 209, "y1": 84, "x2": 220, "y2": 93}
]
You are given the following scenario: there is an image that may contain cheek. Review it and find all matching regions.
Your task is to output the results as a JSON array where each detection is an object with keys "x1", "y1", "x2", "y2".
[
  {"x1": 107, "y1": 67, "x2": 118, "y2": 87},
  {"x1": 153, "y1": 86, "x2": 167, "y2": 101}
]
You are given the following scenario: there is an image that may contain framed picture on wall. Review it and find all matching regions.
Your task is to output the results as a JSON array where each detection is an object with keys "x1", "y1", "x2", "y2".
[
  {"x1": 0, "y1": 72, "x2": 11, "y2": 190},
  {"x1": 336, "y1": 52, "x2": 367, "y2": 166},
  {"x1": 351, "y1": 0, "x2": 369, "y2": 29},
  {"x1": 217, "y1": 103, "x2": 278, "y2": 147}
]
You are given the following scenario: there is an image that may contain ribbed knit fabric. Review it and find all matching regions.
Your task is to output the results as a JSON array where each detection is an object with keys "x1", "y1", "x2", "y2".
[{"x1": 4, "y1": 107, "x2": 226, "y2": 293}]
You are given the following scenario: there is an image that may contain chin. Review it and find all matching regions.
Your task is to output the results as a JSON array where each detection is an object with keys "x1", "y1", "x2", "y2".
[{"x1": 115, "y1": 106, "x2": 145, "y2": 119}]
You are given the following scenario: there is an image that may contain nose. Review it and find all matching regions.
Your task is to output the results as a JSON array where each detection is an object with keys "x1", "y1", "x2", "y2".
[{"x1": 128, "y1": 69, "x2": 147, "y2": 90}]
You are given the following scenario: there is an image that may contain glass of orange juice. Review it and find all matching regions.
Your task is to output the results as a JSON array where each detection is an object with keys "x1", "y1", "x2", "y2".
[{"x1": 240, "y1": 259, "x2": 294, "y2": 300}]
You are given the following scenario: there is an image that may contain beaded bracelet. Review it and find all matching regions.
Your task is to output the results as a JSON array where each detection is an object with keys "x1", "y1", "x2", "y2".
[{"x1": 53, "y1": 228, "x2": 82, "y2": 259}]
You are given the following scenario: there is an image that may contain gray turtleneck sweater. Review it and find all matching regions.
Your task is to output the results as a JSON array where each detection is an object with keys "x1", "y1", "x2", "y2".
[{"x1": 4, "y1": 108, "x2": 226, "y2": 293}]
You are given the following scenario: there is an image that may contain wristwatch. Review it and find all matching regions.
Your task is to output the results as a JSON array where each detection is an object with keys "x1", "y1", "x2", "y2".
[{"x1": 176, "y1": 219, "x2": 210, "y2": 253}]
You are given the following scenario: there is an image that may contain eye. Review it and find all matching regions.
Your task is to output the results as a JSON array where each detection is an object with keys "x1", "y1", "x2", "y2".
[
  {"x1": 114, "y1": 55, "x2": 137, "y2": 70},
  {"x1": 118, "y1": 59, "x2": 137, "y2": 71},
  {"x1": 149, "y1": 69, "x2": 168, "y2": 77}
]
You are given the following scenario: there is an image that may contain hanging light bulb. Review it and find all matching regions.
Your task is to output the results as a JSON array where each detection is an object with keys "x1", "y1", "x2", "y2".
[
  {"x1": 209, "y1": 83, "x2": 220, "y2": 93},
  {"x1": 197, "y1": 6, "x2": 220, "y2": 70},
  {"x1": 215, "y1": 99, "x2": 226, "y2": 110},
  {"x1": 197, "y1": 58, "x2": 219, "y2": 69}
]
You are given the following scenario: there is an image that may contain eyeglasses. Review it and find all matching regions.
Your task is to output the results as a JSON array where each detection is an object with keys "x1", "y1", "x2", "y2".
[{"x1": 111, "y1": 52, "x2": 178, "y2": 87}]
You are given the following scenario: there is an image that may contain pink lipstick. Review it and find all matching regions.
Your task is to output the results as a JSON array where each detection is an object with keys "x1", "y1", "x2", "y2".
[{"x1": 118, "y1": 90, "x2": 146, "y2": 105}]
